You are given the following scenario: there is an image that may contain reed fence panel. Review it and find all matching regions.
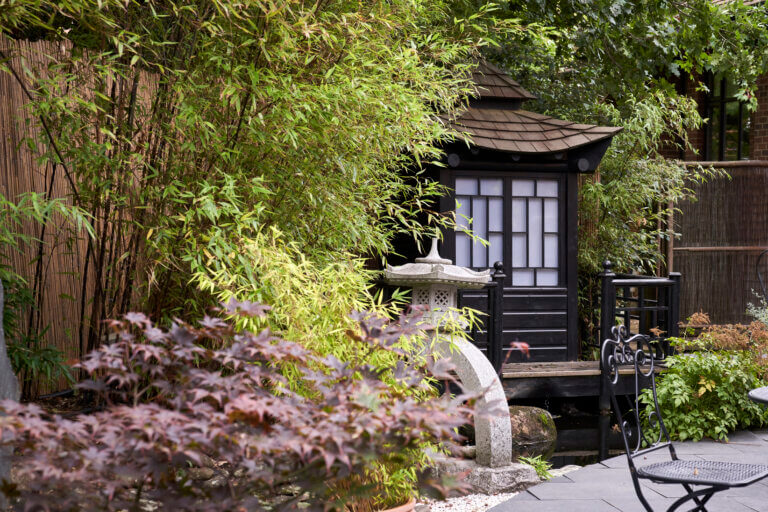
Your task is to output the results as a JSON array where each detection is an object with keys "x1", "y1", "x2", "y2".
[
  {"x1": 675, "y1": 162, "x2": 768, "y2": 324},
  {"x1": 0, "y1": 37, "x2": 97, "y2": 395}
]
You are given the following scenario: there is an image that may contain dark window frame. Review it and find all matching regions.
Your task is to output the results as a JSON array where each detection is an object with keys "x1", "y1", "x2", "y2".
[{"x1": 704, "y1": 73, "x2": 750, "y2": 161}]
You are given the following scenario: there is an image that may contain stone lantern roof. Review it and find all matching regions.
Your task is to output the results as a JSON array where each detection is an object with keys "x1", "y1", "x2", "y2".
[{"x1": 384, "y1": 239, "x2": 491, "y2": 289}]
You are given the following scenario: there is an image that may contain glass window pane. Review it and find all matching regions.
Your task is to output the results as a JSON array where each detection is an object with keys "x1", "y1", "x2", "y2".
[
  {"x1": 544, "y1": 234, "x2": 558, "y2": 268},
  {"x1": 472, "y1": 198, "x2": 487, "y2": 239},
  {"x1": 489, "y1": 234, "x2": 503, "y2": 267},
  {"x1": 537, "y1": 269, "x2": 558, "y2": 287},
  {"x1": 537, "y1": 180, "x2": 558, "y2": 197},
  {"x1": 512, "y1": 270, "x2": 534, "y2": 287},
  {"x1": 472, "y1": 198, "x2": 487, "y2": 267},
  {"x1": 456, "y1": 196, "x2": 470, "y2": 231},
  {"x1": 724, "y1": 76, "x2": 734, "y2": 99},
  {"x1": 742, "y1": 107, "x2": 751, "y2": 160},
  {"x1": 544, "y1": 198, "x2": 558, "y2": 233},
  {"x1": 489, "y1": 198, "x2": 503, "y2": 232},
  {"x1": 512, "y1": 179, "x2": 535, "y2": 197},
  {"x1": 708, "y1": 105, "x2": 721, "y2": 160},
  {"x1": 528, "y1": 199, "x2": 542, "y2": 267},
  {"x1": 455, "y1": 178, "x2": 477, "y2": 195},
  {"x1": 472, "y1": 238, "x2": 486, "y2": 268},
  {"x1": 480, "y1": 178, "x2": 503, "y2": 196},
  {"x1": 512, "y1": 234, "x2": 526, "y2": 267},
  {"x1": 512, "y1": 198, "x2": 526, "y2": 232},
  {"x1": 455, "y1": 232, "x2": 471, "y2": 267}
]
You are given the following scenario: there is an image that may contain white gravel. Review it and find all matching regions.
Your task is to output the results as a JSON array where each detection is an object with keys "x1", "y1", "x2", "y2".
[
  {"x1": 420, "y1": 491, "x2": 519, "y2": 512},
  {"x1": 420, "y1": 464, "x2": 582, "y2": 512}
]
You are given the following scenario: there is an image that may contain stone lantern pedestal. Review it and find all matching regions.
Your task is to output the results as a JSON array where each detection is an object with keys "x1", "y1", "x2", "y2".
[{"x1": 385, "y1": 240, "x2": 539, "y2": 493}]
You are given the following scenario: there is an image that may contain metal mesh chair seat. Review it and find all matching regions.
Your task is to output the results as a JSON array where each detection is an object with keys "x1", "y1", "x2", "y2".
[{"x1": 638, "y1": 459, "x2": 768, "y2": 487}]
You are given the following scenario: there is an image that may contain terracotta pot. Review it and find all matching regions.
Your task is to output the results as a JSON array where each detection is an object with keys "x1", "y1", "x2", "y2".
[{"x1": 380, "y1": 498, "x2": 416, "y2": 512}]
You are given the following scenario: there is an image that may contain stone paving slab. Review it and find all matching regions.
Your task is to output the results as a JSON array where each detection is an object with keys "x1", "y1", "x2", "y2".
[{"x1": 489, "y1": 430, "x2": 768, "y2": 512}]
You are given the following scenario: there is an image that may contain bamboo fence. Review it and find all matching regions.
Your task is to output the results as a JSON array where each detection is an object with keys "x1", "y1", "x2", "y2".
[
  {"x1": 676, "y1": 162, "x2": 768, "y2": 324},
  {"x1": 0, "y1": 37, "x2": 98, "y2": 395}
]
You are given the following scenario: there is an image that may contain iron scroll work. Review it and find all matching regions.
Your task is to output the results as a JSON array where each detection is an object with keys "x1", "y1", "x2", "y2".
[
  {"x1": 601, "y1": 326, "x2": 768, "y2": 512},
  {"x1": 601, "y1": 325, "x2": 667, "y2": 454}
]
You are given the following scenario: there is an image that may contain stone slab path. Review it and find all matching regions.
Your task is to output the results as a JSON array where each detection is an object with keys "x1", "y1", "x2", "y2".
[{"x1": 489, "y1": 430, "x2": 768, "y2": 512}]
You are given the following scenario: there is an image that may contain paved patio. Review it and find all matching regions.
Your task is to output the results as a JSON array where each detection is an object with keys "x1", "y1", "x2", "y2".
[{"x1": 490, "y1": 430, "x2": 768, "y2": 512}]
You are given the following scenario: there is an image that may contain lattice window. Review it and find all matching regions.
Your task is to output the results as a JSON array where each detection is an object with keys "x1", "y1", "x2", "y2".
[
  {"x1": 454, "y1": 177, "x2": 503, "y2": 269},
  {"x1": 510, "y1": 179, "x2": 560, "y2": 287},
  {"x1": 413, "y1": 288, "x2": 430, "y2": 305},
  {"x1": 433, "y1": 289, "x2": 451, "y2": 308}
]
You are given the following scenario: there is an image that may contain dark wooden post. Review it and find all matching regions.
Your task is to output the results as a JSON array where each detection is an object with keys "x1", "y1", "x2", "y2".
[
  {"x1": 599, "y1": 260, "x2": 616, "y2": 351},
  {"x1": 668, "y1": 272, "x2": 681, "y2": 356},
  {"x1": 491, "y1": 261, "x2": 506, "y2": 374},
  {"x1": 598, "y1": 260, "x2": 616, "y2": 461}
]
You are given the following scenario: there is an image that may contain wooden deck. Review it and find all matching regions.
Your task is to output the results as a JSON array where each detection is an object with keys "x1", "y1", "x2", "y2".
[{"x1": 501, "y1": 361, "x2": 659, "y2": 400}]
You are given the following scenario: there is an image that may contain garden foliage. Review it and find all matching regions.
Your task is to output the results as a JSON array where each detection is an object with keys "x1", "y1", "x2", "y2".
[
  {"x1": 0, "y1": 193, "x2": 86, "y2": 396},
  {"x1": 482, "y1": 1, "x2": 768, "y2": 345},
  {"x1": 0, "y1": 302, "x2": 483, "y2": 511},
  {"x1": 641, "y1": 350, "x2": 768, "y2": 442},
  {"x1": 0, "y1": 0, "x2": 548, "y2": 378},
  {"x1": 641, "y1": 318, "x2": 768, "y2": 442}
]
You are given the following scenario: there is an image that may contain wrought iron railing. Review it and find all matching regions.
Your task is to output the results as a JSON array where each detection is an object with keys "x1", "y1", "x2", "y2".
[{"x1": 599, "y1": 260, "x2": 681, "y2": 359}]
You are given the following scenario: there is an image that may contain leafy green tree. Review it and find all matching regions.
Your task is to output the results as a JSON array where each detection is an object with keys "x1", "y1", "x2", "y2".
[
  {"x1": 471, "y1": 1, "x2": 768, "y2": 348},
  {"x1": 0, "y1": 0, "x2": 546, "y2": 357},
  {"x1": 497, "y1": 0, "x2": 768, "y2": 108}
]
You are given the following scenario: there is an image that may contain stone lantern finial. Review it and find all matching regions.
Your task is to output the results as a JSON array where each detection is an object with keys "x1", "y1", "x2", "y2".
[{"x1": 415, "y1": 238, "x2": 452, "y2": 265}]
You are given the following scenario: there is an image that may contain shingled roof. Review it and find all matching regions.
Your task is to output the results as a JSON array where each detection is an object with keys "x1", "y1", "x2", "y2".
[
  {"x1": 445, "y1": 108, "x2": 622, "y2": 154},
  {"x1": 472, "y1": 61, "x2": 537, "y2": 101}
]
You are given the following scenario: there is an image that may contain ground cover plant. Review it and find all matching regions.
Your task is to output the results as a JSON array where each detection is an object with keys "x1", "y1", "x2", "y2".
[
  {"x1": 640, "y1": 314, "x2": 768, "y2": 442},
  {"x1": 517, "y1": 455, "x2": 552, "y2": 481},
  {"x1": 0, "y1": 301, "x2": 486, "y2": 511}
]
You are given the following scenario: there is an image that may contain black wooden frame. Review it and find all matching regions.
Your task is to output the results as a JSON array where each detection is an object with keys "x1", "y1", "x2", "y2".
[
  {"x1": 598, "y1": 261, "x2": 680, "y2": 359},
  {"x1": 439, "y1": 160, "x2": 580, "y2": 361},
  {"x1": 704, "y1": 73, "x2": 750, "y2": 161}
]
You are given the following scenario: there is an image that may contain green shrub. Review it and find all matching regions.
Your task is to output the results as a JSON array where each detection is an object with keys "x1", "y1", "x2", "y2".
[{"x1": 641, "y1": 349, "x2": 768, "y2": 442}]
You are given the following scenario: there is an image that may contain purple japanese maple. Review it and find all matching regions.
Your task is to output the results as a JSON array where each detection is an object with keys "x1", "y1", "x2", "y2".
[{"x1": 0, "y1": 302, "x2": 480, "y2": 511}]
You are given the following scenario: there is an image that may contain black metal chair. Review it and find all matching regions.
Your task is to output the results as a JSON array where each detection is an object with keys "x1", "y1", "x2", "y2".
[{"x1": 601, "y1": 325, "x2": 768, "y2": 512}]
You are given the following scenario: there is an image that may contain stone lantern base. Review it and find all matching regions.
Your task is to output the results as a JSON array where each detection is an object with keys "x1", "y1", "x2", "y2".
[{"x1": 430, "y1": 455, "x2": 540, "y2": 494}]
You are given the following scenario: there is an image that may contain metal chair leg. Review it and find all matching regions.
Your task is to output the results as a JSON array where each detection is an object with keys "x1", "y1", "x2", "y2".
[
  {"x1": 665, "y1": 486, "x2": 719, "y2": 512},
  {"x1": 681, "y1": 483, "x2": 713, "y2": 511}
]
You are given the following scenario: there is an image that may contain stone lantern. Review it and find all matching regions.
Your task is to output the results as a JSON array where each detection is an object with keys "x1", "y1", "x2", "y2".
[
  {"x1": 384, "y1": 239, "x2": 490, "y2": 325},
  {"x1": 383, "y1": 239, "x2": 538, "y2": 492}
]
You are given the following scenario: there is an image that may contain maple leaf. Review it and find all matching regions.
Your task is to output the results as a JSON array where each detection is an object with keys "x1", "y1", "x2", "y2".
[
  {"x1": 510, "y1": 341, "x2": 531, "y2": 358},
  {"x1": 124, "y1": 312, "x2": 150, "y2": 326}
]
